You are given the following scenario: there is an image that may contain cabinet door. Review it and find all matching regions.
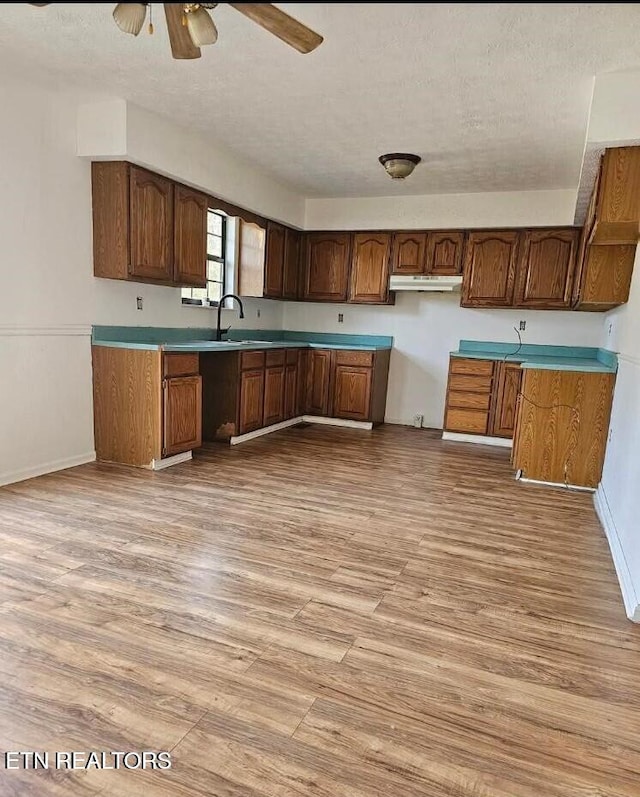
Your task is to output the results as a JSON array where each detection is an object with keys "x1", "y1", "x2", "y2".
[
  {"x1": 283, "y1": 229, "x2": 301, "y2": 300},
  {"x1": 239, "y1": 369, "x2": 265, "y2": 435},
  {"x1": 265, "y1": 222, "x2": 286, "y2": 298},
  {"x1": 173, "y1": 184, "x2": 207, "y2": 287},
  {"x1": 129, "y1": 166, "x2": 174, "y2": 282},
  {"x1": 303, "y1": 233, "x2": 351, "y2": 302},
  {"x1": 348, "y1": 233, "x2": 392, "y2": 304},
  {"x1": 307, "y1": 349, "x2": 333, "y2": 416},
  {"x1": 426, "y1": 231, "x2": 465, "y2": 276},
  {"x1": 514, "y1": 228, "x2": 578, "y2": 309},
  {"x1": 461, "y1": 231, "x2": 519, "y2": 307},
  {"x1": 573, "y1": 243, "x2": 635, "y2": 310},
  {"x1": 390, "y1": 232, "x2": 427, "y2": 275},
  {"x1": 491, "y1": 362, "x2": 523, "y2": 438},
  {"x1": 283, "y1": 361, "x2": 298, "y2": 420},
  {"x1": 332, "y1": 365, "x2": 372, "y2": 421},
  {"x1": 163, "y1": 375, "x2": 202, "y2": 457},
  {"x1": 263, "y1": 366, "x2": 285, "y2": 426}
]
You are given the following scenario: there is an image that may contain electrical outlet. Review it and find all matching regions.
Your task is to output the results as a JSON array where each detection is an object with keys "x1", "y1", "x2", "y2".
[
  {"x1": 136, "y1": 296, "x2": 143, "y2": 311},
  {"x1": 413, "y1": 414, "x2": 424, "y2": 428},
  {"x1": 608, "y1": 323, "x2": 613, "y2": 337},
  {"x1": 257, "y1": 308, "x2": 261, "y2": 319},
  {"x1": 519, "y1": 320, "x2": 526, "y2": 331},
  {"x1": 608, "y1": 428, "x2": 613, "y2": 443},
  {"x1": 338, "y1": 313, "x2": 344, "y2": 323}
]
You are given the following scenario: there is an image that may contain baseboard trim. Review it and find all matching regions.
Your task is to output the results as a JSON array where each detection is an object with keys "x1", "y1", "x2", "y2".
[
  {"x1": 230, "y1": 418, "x2": 303, "y2": 445},
  {"x1": 303, "y1": 416, "x2": 373, "y2": 430},
  {"x1": 0, "y1": 451, "x2": 96, "y2": 487},
  {"x1": 229, "y1": 415, "x2": 374, "y2": 445},
  {"x1": 517, "y1": 476, "x2": 594, "y2": 493},
  {"x1": 150, "y1": 451, "x2": 192, "y2": 470},
  {"x1": 594, "y1": 484, "x2": 640, "y2": 622},
  {"x1": 442, "y1": 431, "x2": 512, "y2": 448}
]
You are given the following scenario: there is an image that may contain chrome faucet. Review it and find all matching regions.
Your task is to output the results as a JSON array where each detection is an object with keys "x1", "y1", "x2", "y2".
[{"x1": 216, "y1": 294, "x2": 245, "y2": 341}]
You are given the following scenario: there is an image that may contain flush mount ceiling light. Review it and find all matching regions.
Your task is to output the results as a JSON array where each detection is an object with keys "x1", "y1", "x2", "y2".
[
  {"x1": 29, "y1": 3, "x2": 323, "y2": 59},
  {"x1": 378, "y1": 153, "x2": 421, "y2": 180}
]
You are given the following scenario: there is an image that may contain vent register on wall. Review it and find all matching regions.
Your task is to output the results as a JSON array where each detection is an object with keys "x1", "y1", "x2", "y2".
[{"x1": 91, "y1": 146, "x2": 639, "y2": 313}]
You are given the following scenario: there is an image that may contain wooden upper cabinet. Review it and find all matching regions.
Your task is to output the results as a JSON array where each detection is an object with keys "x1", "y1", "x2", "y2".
[
  {"x1": 283, "y1": 229, "x2": 301, "y2": 300},
  {"x1": 491, "y1": 362, "x2": 523, "y2": 438},
  {"x1": 129, "y1": 166, "x2": 174, "y2": 282},
  {"x1": 573, "y1": 244, "x2": 636, "y2": 310},
  {"x1": 307, "y1": 349, "x2": 333, "y2": 416},
  {"x1": 461, "y1": 231, "x2": 519, "y2": 307},
  {"x1": 348, "y1": 233, "x2": 392, "y2": 304},
  {"x1": 303, "y1": 233, "x2": 351, "y2": 302},
  {"x1": 163, "y1": 375, "x2": 202, "y2": 457},
  {"x1": 390, "y1": 232, "x2": 427, "y2": 275},
  {"x1": 514, "y1": 228, "x2": 578, "y2": 309},
  {"x1": 238, "y1": 219, "x2": 267, "y2": 298},
  {"x1": 426, "y1": 231, "x2": 465, "y2": 276},
  {"x1": 173, "y1": 184, "x2": 207, "y2": 287},
  {"x1": 591, "y1": 147, "x2": 640, "y2": 245},
  {"x1": 332, "y1": 365, "x2": 372, "y2": 421},
  {"x1": 264, "y1": 222, "x2": 286, "y2": 298}
]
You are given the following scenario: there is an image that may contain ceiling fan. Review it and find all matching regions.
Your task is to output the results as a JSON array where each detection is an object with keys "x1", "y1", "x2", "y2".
[{"x1": 28, "y1": 3, "x2": 324, "y2": 58}]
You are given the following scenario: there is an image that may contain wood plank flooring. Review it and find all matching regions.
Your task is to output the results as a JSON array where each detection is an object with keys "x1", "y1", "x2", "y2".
[{"x1": 0, "y1": 425, "x2": 639, "y2": 796}]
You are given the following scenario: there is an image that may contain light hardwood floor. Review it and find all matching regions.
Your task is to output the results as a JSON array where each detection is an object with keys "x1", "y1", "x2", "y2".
[{"x1": 0, "y1": 425, "x2": 639, "y2": 796}]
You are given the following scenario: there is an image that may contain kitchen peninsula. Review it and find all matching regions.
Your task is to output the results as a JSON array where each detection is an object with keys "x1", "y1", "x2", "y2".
[{"x1": 92, "y1": 326, "x2": 392, "y2": 470}]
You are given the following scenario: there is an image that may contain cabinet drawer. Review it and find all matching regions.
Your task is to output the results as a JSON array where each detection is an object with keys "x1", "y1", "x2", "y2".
[
  {"x1": 286, "y1": 348, "x2": 300, "y2": 365},
  {"x1": 448, "y1": 373, "x2": 494, "y2": 393},
  {"x1": 445, "y1": 408, "x2": 489, "y2": 435},
  {"x1": 447, "y1": 391, "x2": 492, "y2": 411},
  {"x1": 449, "y1": 358, "x2": 495, "y2": 377},
  {"x1": 265, "y1": 349, "x2": 286, "y2": 367},
  {"x1": 334, "y1": 350, "x2": 374, "y2": 367},
  {"x1": 240, "y1": 350, "x2": 266, "y2": 370},
  {"x1": 163, "y1": 353, "x2": 199, "y2": 378}
]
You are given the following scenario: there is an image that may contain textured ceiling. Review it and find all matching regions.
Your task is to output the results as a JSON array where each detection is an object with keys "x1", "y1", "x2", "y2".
[{"x1": 1, "y1": 3, "x2": 640, "y2": 197}]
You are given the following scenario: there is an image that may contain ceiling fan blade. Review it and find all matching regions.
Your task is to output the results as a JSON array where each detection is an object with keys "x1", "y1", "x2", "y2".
[
  {"x1": 28, "y1": 3, "x2": 51, "y2": 6},
  {"x1": 229, "y1": 3, "x2": 323, "y2": 54},
  {"x1": 164, "y1": 3, "x2": 201, "y2": 60}
]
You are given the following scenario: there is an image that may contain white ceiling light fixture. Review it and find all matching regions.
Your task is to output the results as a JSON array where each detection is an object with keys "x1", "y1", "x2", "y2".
[
  {"x1": 112, "y1": 3, "x2": 147, "y2": 36},
  {"x1": 184, "y1": 3, "x2": 218, "y2": 47},
  {"x1": 379, "y1": 153, "x2": 421, "y2": 180}
]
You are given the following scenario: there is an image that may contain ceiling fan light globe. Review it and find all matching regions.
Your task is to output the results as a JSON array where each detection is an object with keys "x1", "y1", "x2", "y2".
[
  {"x1": 186, "y1": 7, "x2": 218, "y2": 47},
  {"x1": 112, "y1": 3, "x2": 147, "y2": 36}
]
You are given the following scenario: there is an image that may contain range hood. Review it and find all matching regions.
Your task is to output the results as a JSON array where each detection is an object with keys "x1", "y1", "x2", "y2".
[{"x1": 389, "y1": 275, "x2": 463, "y2": 292}]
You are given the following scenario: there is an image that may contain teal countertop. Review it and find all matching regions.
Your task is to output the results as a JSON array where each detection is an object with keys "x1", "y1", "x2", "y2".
[
  {"x1": 92, "y1": 326, "x2": 393, "y2": 352},
  {"x1": 451, "y1": 340, "x2": 617, "y2": 373}
]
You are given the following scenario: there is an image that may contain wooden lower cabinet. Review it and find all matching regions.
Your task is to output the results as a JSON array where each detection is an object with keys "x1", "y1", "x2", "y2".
[
  {"x1": 263, "y1": 365, "x2": 285, "y2": 426},
  {"x1": 332, "y1": 365, "x2": 373, "y2": 421},
  {"x1": 284, "y1": 352, "x2": 299, "y2": 420},
  {"x1": 491, "y1": 362, "x2": 523, "y2": 437},
  {"x1": 444, "y1": 356, "x2": 522, "y2": 440},
  {"x1": 307, "y1": 349, "x2": 333, "y2": 416},
  {"x1": 163, "y1": 375, "x2": 202, "y2": 456},
  {"x1": 93, "y1": 347, "x2": 202, "y2": 466},
  {"x1": 239, "y1": 369, "x2": 265, "y2": 435},
  {"x1": 203, "y1": 345, "x2": 390, "y2": 441},
  {"x1": 512, "y1": 369, "x2": 615, "y2": 488}
]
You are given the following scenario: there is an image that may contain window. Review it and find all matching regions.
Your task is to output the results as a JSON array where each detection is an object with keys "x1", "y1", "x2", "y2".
[{"x1": 181, "y1": 209, "x2": 226, "y2": 306}]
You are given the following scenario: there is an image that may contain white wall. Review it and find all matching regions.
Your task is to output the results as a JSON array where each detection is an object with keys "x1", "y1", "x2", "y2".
[
  {"x1": 597, "y1": 249, "x2": 640, "y2": 620},
  {"x1": 284, "y1": 298, "x2": 603, "y2": 427},
  {"x1": 304, "y1": 189, "x2": 577, "y2": 230}
]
